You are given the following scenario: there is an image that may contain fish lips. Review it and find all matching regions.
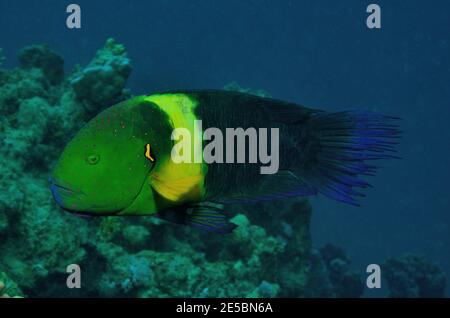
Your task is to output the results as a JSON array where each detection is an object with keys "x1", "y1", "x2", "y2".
[
  {"x1": 48, "y1": 178, "x2": 121, "y2": 217},
  {"x1": 49, "y1": 177, "x2": 85, "y2": 211}
]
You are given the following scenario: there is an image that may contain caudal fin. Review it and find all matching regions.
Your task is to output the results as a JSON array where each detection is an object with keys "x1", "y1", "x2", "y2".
[{"x1": 300, "y1": 110, "x2": 401, "y2": 205}]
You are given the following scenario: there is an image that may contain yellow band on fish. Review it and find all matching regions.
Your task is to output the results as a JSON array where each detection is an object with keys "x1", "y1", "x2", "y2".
[{"x1": 144, "y1": 94, "x2": 206, "y2": 203}]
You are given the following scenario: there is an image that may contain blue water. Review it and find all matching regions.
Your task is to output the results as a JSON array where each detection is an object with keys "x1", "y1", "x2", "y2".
[{"x1": 1, "y1": 0, "x2": 449, "y2": 297}]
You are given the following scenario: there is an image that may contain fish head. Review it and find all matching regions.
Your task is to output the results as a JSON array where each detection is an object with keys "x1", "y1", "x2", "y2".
[{"x1": 50, "y1": 97, "x2": 173, "y2": 215}]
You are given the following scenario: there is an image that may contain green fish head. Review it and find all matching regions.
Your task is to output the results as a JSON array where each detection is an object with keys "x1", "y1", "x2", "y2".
[{"x1": 50, "y1": 97, "x2": 173, "y2": 216}]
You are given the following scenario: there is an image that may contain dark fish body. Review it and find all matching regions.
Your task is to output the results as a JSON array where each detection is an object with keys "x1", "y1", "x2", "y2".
[
  {"x1": 167, "y1": 90, "x2": 400, "y2": 205},
  {"x1": 171, "y1": 90, "x2": 317, "y2": 201}
]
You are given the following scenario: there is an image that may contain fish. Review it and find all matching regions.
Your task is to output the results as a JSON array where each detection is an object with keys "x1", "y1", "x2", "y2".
[{"x1": 50, "y1": 90, "x2": 400, "y2": 233}]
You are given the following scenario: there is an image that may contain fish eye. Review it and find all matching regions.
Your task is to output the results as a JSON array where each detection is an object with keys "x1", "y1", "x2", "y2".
[{"x1": 86, "y1": 154, "x2": 100, "y2": 165}]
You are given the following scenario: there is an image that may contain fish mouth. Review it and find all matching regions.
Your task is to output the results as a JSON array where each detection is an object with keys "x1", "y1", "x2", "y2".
[
  {"x1": 49, "y1": 179, "x2": 82, "y2": 197},
  {"x1": 48, "y1": 177, "x2": 80, "y2": 193},
  {"x1": 48, "y1": 177, "x2": 123, "y2": 217},
  {"x1": 51, "y1": 183, "x2": 77, "y2": 195},
  {"x1": 65, "y1": 210, "x2": 119, "y2": 218},
  {"x1": 49, "y1": 177, "x2": 85, "y2": 210}
]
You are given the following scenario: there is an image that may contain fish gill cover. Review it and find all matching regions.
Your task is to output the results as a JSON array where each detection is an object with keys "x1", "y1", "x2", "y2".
[{"x1": 0, "y1": 40, "x2": 446, "y2": 298}]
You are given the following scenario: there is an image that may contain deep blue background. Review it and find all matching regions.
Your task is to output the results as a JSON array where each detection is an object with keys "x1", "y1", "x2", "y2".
[{"x1": 1, "y1": 0, "x2": 449, "y2": 296}]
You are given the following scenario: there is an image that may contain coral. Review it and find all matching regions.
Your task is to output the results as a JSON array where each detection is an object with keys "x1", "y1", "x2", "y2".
[
  {"x1": 0, "y1": 209, "x2": 8, "y2": 234},
  {"x1": 96, "y1": 243, "x2": 156, "y2": 297},
  {"x1": 78, "y1": 208, "x2": 309, "y2": 298},
  {"x1": 18, "y1": 45, "x2": 64, "y2": 85},
  {"x1": 0, "y1": 39, "x2": 129, "y2": 295},
  {"x1": 122, "y1": 225, "x2": 150, "y2": 248},
  {"x1": 247, "y1": 281, "x2": 280, "y2": 298},
  {"x1": 0, "y1": 272, "x2": 24, "y2": 297},
  {"x1": 317, "y1": 244, "x2": 364, "y2": 297},
  {"x1": 282, "y1": 242, "x2": 364, "y2": 298},
  {"x1": 383, "y1": 254, "x2": 447, "y2": 298},
  {"x1": 70, "y1": 38, "x2": 132, "y2": 113},
  {"x1": 98, "y1": 217, "x2": 124, "y2": 241}
]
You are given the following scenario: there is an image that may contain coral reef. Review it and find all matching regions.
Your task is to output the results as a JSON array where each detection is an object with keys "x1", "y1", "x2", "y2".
[
  {"x1": 316, "y1": 244, "x2": 364, "y2": 297},
  {"x1": 0, "y1": 39, "x2": 128, "y2": 296},
  {"x1": 383, "y1": 254, "x2": 447, "y2": 298},
  {"x1": 70, "y1": 38, "x2": 132, "y2": 113},
  {"x1": 0, "y1": 39, "x2": 383, "y2": 298},
  {"x1": 64, "y1": 206, "x2": 314, "y2": 298},
  {"x1": 0, "y1": 272, "x2": 23, "y2": 297},
  {"x1": 18, "y1": 45, "x2": 64, "y2": 85}
]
